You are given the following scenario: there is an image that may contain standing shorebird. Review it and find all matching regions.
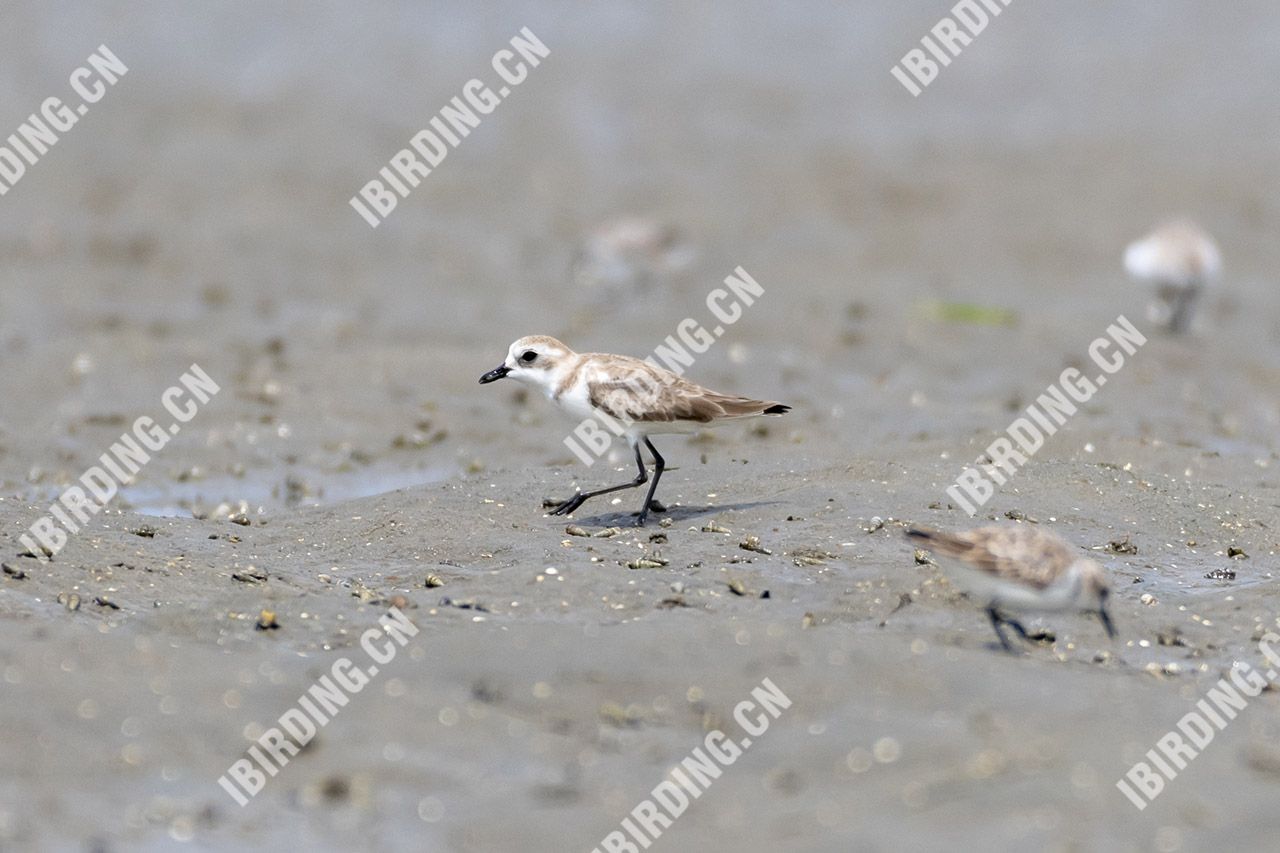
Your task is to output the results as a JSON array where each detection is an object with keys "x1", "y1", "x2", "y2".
[
  {"x1": 1123, "y1": 220, "x2": 1221, "y2": 334},
  {"x1": 906, "y1": 524, "x2": 1116, "y2": 652},
  {"x1": 479, "y1": 335, "x2": 789, "y2": 525}
]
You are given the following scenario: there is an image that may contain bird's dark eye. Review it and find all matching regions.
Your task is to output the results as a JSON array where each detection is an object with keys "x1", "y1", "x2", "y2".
[{"x1": 520, "y1": 350, "x2": 537, "y2": 363}]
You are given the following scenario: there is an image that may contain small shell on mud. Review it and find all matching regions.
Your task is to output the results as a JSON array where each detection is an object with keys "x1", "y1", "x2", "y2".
[
  {"x1": 593, "y1": 527, "x2": 623, "y2": 539},
  {"x1": 565, "y1": 525, "x2": 591, "y2": 537},
  {"x1": 739, "y1": 536, "x2": 772, "y2": 555},
  {"x1": 701, "y1": 522, "x2": 731, "y2": 534},
  {"x1": 1108, "y1": 536, "x2": 1138, "y2": 555},
  {"x1": 256, "y1": 609, "x2": 279, "y2": 630},
  {"x1": 626, "y1": 556, "x2": 670, "y2": 570},
  {"x1": 424, "y1": 574, "x2": 445, "y2": 588},
  {"x1": 791, "y1": 547, "x2": 835, "y2": 566}
]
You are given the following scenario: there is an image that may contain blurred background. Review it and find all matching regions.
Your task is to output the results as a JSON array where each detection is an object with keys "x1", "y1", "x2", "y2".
[
  {"x1": 1, "y1": 3, "x2": 1279, "y2": 850},
  {"x1": 0, "y1": 1, "x2": 1276, "y2": 518}
]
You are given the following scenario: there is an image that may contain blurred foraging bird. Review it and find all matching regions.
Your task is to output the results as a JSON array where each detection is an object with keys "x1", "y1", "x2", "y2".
[
  {"x1": 572, "y1": 216, "x2": 695, "y2": 298},
  {"x1": 479, "y1": 335, "x2": 789, "y2": 525},
  {"x1": 1123, "y1": 220, "x2": 1221, "y2": 334},
  {"x1": 906, "y1": 524, "x2": 1115, "y2": 653}
]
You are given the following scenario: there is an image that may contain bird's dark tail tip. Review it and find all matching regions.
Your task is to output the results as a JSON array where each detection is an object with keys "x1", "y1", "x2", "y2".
[{"x1": 763, "y1": 404, "x2": 790, "y2": 415}]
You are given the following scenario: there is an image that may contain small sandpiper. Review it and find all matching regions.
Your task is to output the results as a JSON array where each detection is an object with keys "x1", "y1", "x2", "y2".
[
  {"x1": 907, "y1": 524, "x2": 1115, "y2": 652},
  {"x1": 1124, "y1": 220, "x2": 1221, "y2": 334}
]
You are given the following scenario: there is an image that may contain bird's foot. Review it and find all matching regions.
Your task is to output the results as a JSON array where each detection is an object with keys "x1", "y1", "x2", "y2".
[{"x1": 548, "y1": 494, "x2": 588, "y2": 516}]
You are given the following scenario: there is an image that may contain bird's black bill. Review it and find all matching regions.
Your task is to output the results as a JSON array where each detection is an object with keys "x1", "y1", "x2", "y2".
[{"x1": 479, "y1": 364, "x2": 511, "y2": 384}]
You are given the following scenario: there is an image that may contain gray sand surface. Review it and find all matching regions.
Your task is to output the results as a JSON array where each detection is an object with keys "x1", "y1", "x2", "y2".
[{"x1": 0, "y1": 3, "x2": 1278, "y2": 850}]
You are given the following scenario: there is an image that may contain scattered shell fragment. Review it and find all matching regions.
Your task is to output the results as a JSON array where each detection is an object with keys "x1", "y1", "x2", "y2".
[
  {"x1": 564, "y1": 525, "x2": 590, "y2": 537},
  {"x1": 598, "y1": 702, "x2": 646, "y2": 728},
  {"x1": 658, "y1": 518, "x2": 673, "y2": 528},
  {"x1": 1228, "y1": 546, "x2": 1248, "y2": 559},
  {"x1": 1108, "y1": 536, "x2": 1138, "y2": 555},
  {"x1": 131, "y1": 525, "x2": 157, "y2": 538},
  {"x1": 739, "y1": 536, "x2": 772, "y2": 555},
  {"x1": 913, "y1": 549, "x2": 933, "y2": 565},
  {"x1": 350, "y1": 583, "x2": 378, "y2": 603},
  {"x1": 727, "y1": 579, "x2": 748, "y2": 596},
  {"x1": 626, "y1": 556, "x2": 669, "y2": 570},
  {"x1": 593, "y1": 527, "x2": 622, "y2": 539},
  {"x1": 231, "y1": 567, "x2": 268, "y2": 584},
  {"x1": 57, "y1": 592, "x2": 81, "y2": 611},
  {"x1": 790, "y1": 547, "x2": 835, "y2": 566},
  {"x1": 1205, "y1": 567, "x2": 1236, "y2": 581},
  {"x1": 701, "y1": 522, "x2": 731, "y2": 534},
  {"x1": 256, "y1": 609, "x2": 279, "y2": 630},
  {"x1": 1140, "y1": 593, "x2": 1156, "y2": 606}
]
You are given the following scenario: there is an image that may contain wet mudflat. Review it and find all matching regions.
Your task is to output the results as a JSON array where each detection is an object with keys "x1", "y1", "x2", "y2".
[{"x1": 1, "y1": 2, "x2": 1279, "y2": 850}]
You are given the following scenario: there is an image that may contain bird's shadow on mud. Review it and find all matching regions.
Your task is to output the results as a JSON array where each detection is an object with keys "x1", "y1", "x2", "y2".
[{"x1": 558, "y1": 500, "x2": 782, "y2": 529}]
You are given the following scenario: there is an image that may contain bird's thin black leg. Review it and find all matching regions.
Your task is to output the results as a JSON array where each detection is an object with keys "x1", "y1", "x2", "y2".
[
  {"x1": 1098, "y1": 605, "x2": 1117, "y2": 639},
  {"x1": 633, "y1": 439, "x2": 665, "y2": 526},
  {"x1": 548, "y1": 443, "x2": 647, "y2": 517},
  {"x1": 1001, "y1": 615, "x2": 1034, "y2": 642},
  {"x1": 986, "y1": 607, "x2": 1016, "y2": 653}
]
